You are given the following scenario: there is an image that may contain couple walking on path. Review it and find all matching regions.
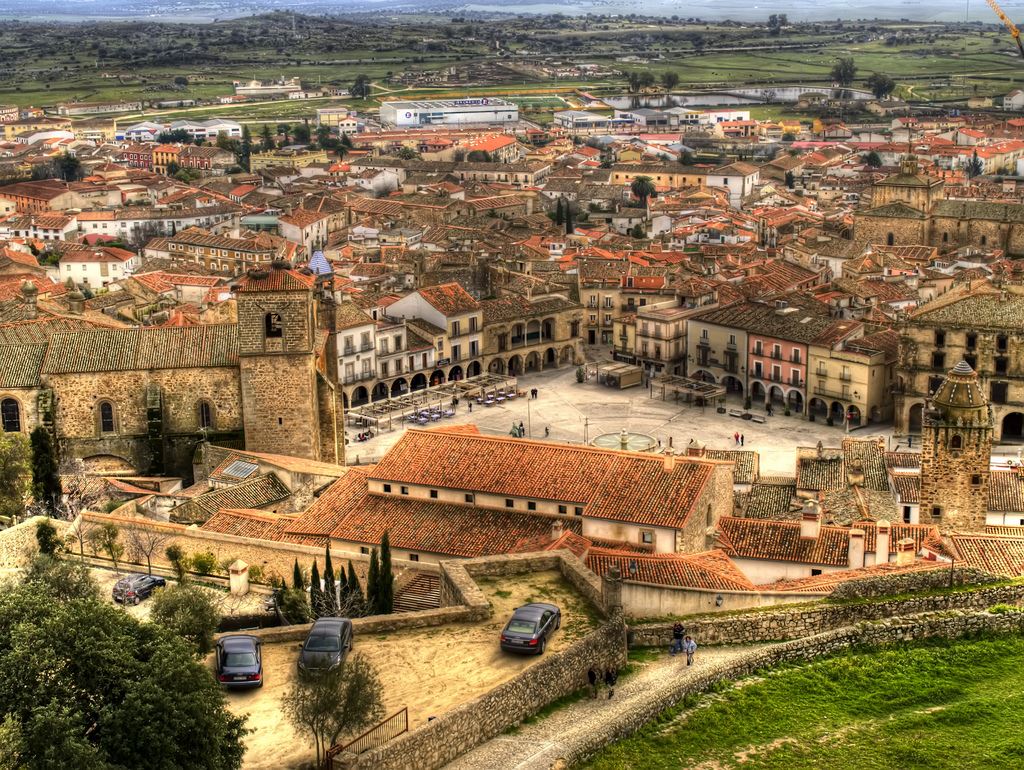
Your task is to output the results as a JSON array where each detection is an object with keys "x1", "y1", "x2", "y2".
[{"x1": 670, "y1": 621, "x2": 697, "y2": 665}]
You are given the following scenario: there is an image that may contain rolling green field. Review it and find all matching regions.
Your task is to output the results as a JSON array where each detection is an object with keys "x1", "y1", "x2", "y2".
[{"x1": 586, "y1": 635, "x2": 1024, "y2": 770}]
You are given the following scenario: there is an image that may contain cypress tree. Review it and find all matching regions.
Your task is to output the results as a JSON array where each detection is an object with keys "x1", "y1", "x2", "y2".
[
  {"x1": 309, "y1": 560, "x2": 323, "y2": 617},
  {"x1": 565, "y1": 204, "x2": 575, "y2": 235},
  {"x1": 292, "y1": 558, "x2": 304, "y2": 591},
  {"x1": 554, "y1": 198, "x2": 564, "y2": 226},
  {"x1": 377, "y1": 531, "x2": 394, "y2": 614},
  {"x1": 366, "y1": 548, "x2": 380, "y2": 615},
  {"x1": 30, "y1": 427, "x2": 61, "y2": 514},
  {"x1": 347, "y1": 561, "x2": 364, "y2": 616},
  {"x1": 323, "y1": 547, "x2": 337, "y2": 616}
]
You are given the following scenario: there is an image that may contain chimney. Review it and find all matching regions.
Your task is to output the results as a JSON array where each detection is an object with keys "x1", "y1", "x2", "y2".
[
  {"x1": 663, "y1": 453, "x2": 676, "y2": 472},
  {"x1": 895, "y1": 537, "x2": 917, "y2": 566},
  {"x1": 21, "y1": 280, "x2": 38, "y2": 320},
  {"x1": 551, "y1": 519, "x2": 564, "y2": 542},
  {"x1": 68, "y1": 289, "x2": 85, "y2": 315},
  {"x1": 800, "y1": 500, "x2": 822, "y2": 540},
  {"x1": 875, "y1": 520, "x2": 891, "y2": 565},
  {"x1": 847, "y1": 460, "x2": 864, "y2": 487},
  {"x1": 848, "y1": 528, "x2": 866, "y2": 569}
]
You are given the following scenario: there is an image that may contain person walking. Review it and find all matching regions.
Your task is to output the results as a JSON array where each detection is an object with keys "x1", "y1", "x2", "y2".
[
  {"x1": 683, "y1": 635, "x2": 697, "y2": 666},
  {"x1": 733, "y1": 431, "x2": 740, "y2": 446},
  {"x1": 670, "y1": 621, "x2": 685, "y2": 656},
  {"x1": 587, "y1": 666, "x2": 598, "y2": 699},
  {"x1": 519, "y1": 420, "x2": 525, "y2": 435},
  {"x1": 740, "y1": 434, "x2": 745, "y2": 447},
  {"x1": 545, "y1": 426, "x2": 550, "y2": 437},
  {"x1": 604, "y1": 668, "x2": 617, "y2": 699},
  {"x1": 468, "y1": 401, "x2": 472, "y2": 413}
]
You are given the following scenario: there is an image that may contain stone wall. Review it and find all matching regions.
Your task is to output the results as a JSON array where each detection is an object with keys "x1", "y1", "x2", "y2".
[
  {"x1": 829, "y1": 566, "x2": 1001, "y2": 601},
  {"x1": 76, "y1": 511, "x2": 429, "y2": 588},
  {"x1": 337, "y1": 615, "x2": 627, "y2": 770},
  {"x1": 562, "y1": 608, "x2": 1024, "y2": 768},
  {"x1": 0, "y1": 516, "x2": 69, "y2": 568},
  {"x1": 628, "y1": 583, "x2": 1024, "y2": 648},
  {"x1": 623, "y1": 581, "x2": 821, "y2": 619}
]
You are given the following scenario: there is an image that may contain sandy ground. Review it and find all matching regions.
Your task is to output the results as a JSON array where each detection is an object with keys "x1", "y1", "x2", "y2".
[
  {"x1": 93, "y1": 567, "x2": 266, "y2": 621},
  {"x1": 223, "y1": 570, "x2": 597, "y2": 770}
]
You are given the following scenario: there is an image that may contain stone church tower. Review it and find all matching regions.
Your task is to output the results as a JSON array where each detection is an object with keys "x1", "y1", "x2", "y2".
[
  {"x1": 236, "y1": 262, "x2": 323, "y2": 461},
  {"x1": 919, "y1": 360, "x2": 992, "y2": 533}
]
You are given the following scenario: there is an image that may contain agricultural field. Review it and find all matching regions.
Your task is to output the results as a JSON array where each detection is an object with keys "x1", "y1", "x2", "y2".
[{"x1": 585, "y1": 634, "x2": 1024, "y2": 770}]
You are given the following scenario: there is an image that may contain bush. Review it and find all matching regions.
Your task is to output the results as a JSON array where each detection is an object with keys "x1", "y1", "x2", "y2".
[
  {"x1": 165, "y1": 544, "x2": 189, "y2": 581},
  {"x1": 190, "y1": 550, "x2": 218, "y2": 576},
  {"x1": 743, "y1": 396, "x2": 752, "y2": 410},
  {"x1": 34, "y1": 520, "x2": 60, "y2": 555},
  {"x1": 989, "y1": 604, "x2": 1023, "y2": 614},
  {"x1": 150, "y1": 584, "x2": 221, "y2": 655},
  {"x1": 23, "y1": 555, "x2": 98, "y2": 601},
  {"x1": 278, "y1": 588, "x2": 311, "y2": 624},
  {"x1": 576, "y1": 366, "x2": 585, "y2": 383},
  {"x1": 248, "y1": 564, "x2": 265, "y2": 584}
]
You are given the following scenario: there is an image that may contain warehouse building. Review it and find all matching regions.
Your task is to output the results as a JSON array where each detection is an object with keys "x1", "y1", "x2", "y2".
[{"x1": 380, "y1": 98, "x2": 519, "y2": 128}]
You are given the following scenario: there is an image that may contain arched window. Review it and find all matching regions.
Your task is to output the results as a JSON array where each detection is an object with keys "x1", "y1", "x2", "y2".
[
  {"x1": 265, "y1": 312, "x2": 283, "y2": 339},
  {"x1": 0, "y1": 398, "x2": 20, "y2": 433},
  {"x1": 198, "y1": 401, "x2": 213, "y2": 430},
  {"x1": 886, "y1": 232, "x2": 894, "y2": 246},
  {"x1": 942, "y1": 232, "x2": 949, "y2": 243},
  {"x1": 950, "y1": 433, "x2": 963, "y2": 450},
  {"x1": 981, "y1": 235, "x2": 988, "y2": 246},
  {"x1": 98, "y1": 401, "x2": 116, "y2": 434}
]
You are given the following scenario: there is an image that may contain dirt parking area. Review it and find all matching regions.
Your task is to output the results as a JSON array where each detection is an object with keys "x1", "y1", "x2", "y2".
[
  {"x1": 92, "y1": 567, "x2": 267, "y2": 621},
  {"x1": 224, "y1": 569, "x2": 599, "y2": 770}
]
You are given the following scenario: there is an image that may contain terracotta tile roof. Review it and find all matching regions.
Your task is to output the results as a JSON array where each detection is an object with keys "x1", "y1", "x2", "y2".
[
  {"x1": 742, "y1": 480, "x2": 796, "y2": 519},
  {"x1": 988, "y1": 470, "x2": 1024, "y2": 513},
  {"x1": 760, "y1": 559, "x2": 945, "y2": 593},
  {"x1": 0, "y1": 342, "x2": 45, "y2": 388},
  {"x1": 951, "y1": 534, "x2": 1024, "y2": 576},
  {"x1": 367, "y1": 430, "x2": 722, "y2": 529},
  {"x1": 42, "y1": 324, "x2": 238, "y2": 373},
  {"x1": 703, "y1": 449, "x2": 758, "y2": 484},
  {"x1": 170, "y1": 473, "x2": 292, "y2": 524},
  {"x1": 416, "y1": 282, "x2": 480, "y2": 316},
  {"x1": 586, "y1": 548, "x2": 756, "y2": 591},
  {"x1": 842, "y1": 438, "x2": 888, "y2": 491},
  {"x1": 235, "y1": 267, "x2": 315, "y2": 293},
  {"x1": 884, "y1": 451, "x2": 920, "y2": 470},
  {"x1": 287, "y1": 468, "x2": 582, "y2": 558},
  {"x1": 889, "y1": 473, "x2": 920, "y2": 504},
  {"x1": 985, "y1": 525, "x2": 1024, "y2": 536},
  {"x1": 199, "y1": 508, "x2": 301, "y2": 540},
  {"x1": 796, "y1": 447, "x2": 846, "y2": 492}
]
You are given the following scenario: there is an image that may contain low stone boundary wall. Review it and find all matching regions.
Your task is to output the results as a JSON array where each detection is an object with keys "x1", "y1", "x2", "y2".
[
  {"x1": 335, "y1": 615, "x2": 628, "y2": 770},
  {"x1": 565, "y1": 608, "x2": 1024, "y2": 768},
  {"x1": 629, "y1": 583, "x2": 1024, "y2": 649},
  {"x1": 0, "y1": 516, "x2": 69, "y2": 568}
]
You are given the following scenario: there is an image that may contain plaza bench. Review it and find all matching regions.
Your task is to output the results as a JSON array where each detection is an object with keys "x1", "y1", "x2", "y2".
[{"x1": 750, "y1": 415, "x2": 767, "y2": 424}]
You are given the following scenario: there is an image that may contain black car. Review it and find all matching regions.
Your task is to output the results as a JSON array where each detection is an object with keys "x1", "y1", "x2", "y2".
[
  {"x1": 215, "y1": 635, "x2": 263, "y2": 689},
  {"x1": 297, "y1": 618, "x2": 353, "y2": 675},
  {"x1": 500, "y1": 602, "x2": 561, "y2": 655},
  {"x1": 112, "y1": 573, "x2": 166, "y2": 605}
]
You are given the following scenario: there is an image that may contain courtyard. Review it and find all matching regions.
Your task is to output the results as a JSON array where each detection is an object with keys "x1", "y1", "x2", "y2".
[
  {"x1": 221, "y1": 569, "x2": 598, "y2": 770},
  {"x1": 344, "y1": 367, "x2": 903, "y2": 476}
]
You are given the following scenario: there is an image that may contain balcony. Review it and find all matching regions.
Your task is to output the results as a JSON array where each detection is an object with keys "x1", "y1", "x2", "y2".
[
  {"x1": 342, "y1": 346, "x2": 356, "y2": 356},
  {"x1": 343, "y1": 372, "x2": 375, "y2": 384},
  {"x1": 814, "y1": 385, "x2": 854, "y2": 400},
  {"x1": 769, "y1": 351, "x2": 783, "y2": 360},
  {"x1": 839, "y1": 371, "x2": 852, "y2": 382}
]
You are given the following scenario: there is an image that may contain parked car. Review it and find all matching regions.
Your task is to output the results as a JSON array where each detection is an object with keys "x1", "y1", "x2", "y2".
[
  {"x1": 215, "y1": 635, "x2": 263, "y2": 689},
  {"x1": 111, "y1": 573, "x2": 166, "y2": 605},
  {"x1": 499, "y1": 602, "x2": 561, "y2": 655},
  {"x1": 297, "y1": 617, "x2": 353, "y2": 675}
]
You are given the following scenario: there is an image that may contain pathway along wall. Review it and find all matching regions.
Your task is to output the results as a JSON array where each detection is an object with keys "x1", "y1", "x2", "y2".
[
  {"x1": 564, "y1": 609, "x2": 1024, "y2": 768},
  {"x1": 629, "y1": 583, "x2": 1024, "y2": 648}
]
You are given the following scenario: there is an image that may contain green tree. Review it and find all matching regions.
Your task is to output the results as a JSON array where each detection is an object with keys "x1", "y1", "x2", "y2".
[
  {"x1": 239, "y1": 124, "x2": 252, "y2": 171},
  {"x1": 292, "y1": 123, "x2": 311, "y2": 144},
  {"x1": 626, "y1": 71, "x2": 642, "y2": 94},
  {"x1": 865, "y1": 72, "x2": 896, "y2": 100},
  {"x1": 57, "y1": 153, "x2": 83, "y2": 183},
  {"x1": 292, "y1": 558, "x2": 304, "y2": 591},
  {"x1": 466, "y1": 149, "x2": 491, "y2": 162},
  {"x1": 278, "y1": 588, "x2": 311, "y2": 625},
  {"x1": 785, "y1": 170, "x2": 796, "y2": 188},
  {"x1": 864, "y1": 151, "x2": 882, "y2": 168},
  {"x1": 346, "y1": 561, "x2": 363, "y2": 614},
  {"x1": 277, "y1": 123, "x2": 291, "y2": 144},
  {"x1": 0, "y1": 582, "x2": 246, "y2": 769},
  {"x1": 29, "y1": 427, "x2": 60, "y2": 514},
  {"x1": 34, "y1": 521, "x2": 59, "y2": 556},
  {"x1": 88, "y1": 522, "x2": 123, "y2": 572},
  {"x1": 166, "y1": 160, "x2": 181, "y2": 177},
  {"x1": 0, "y1": 433, "x2": 30, "y2": 522},
  {"x1": 565, "y1": 203, "x2": 575, "y2": 235},
  {"x1": 165, "y1": 544, "x2": 189, "y2": 582},
  {"x1": 23, "y1": 554, "x2": 97, "y2": 602},
  {"x1": 377, "y1": 532, "x2": 394, "y2": 615},
  {"x1": 310, "y1": 559, "x2": 323, "y2": 617},
  {"x1": 396, "y1": 147, "x2": 420, "y2": 160},
  {"x1": 679, "y1": 150, "x2": 695, "y2": 165},
  {"x1": 260, "y1": 123, "x2": 275, "y2": 150},
  {"x1": 323, "y1": 547, "x2": 337, "y2": 616},
  {"x1": 630, "y1": 223, "x2": 646, "y2": 239},
  {"x1": 630, "y1": 175, "x2": 657, "y2": 205},
  {"x1": 782, "y1": 131, "x2": 796, "y2": 142},
  {"x1": 351, "y1": 74, "x2": 372, "y2": 99},
  {"x1": 661, "y1": 71, "x2": 680, "y2": 92},
  {"x1": 830, "y1": 57, "x2": 857, "y2": 87},
  {"x1": 967, "y1": 150, "x2": 984, "y2": 178},
  {"x1": 282, "y1": 654, "x2": 384, "y2": 767},
  {"x1": 554, "y1": 197, "x2": 564, "y2": 226},
  {"x1": 366, "y1": 548, "x2": 379, "y2": 615},
  {"x1": 150, "y1": 583, "x2": 220, "y2": 655}
]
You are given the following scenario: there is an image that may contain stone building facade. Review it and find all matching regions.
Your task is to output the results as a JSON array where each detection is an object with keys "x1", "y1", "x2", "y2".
[
  {"x1": 855, "y1": 155, "x2": 1024, "y2": 255},
  {"x1": 895, "y1": 281, "x2": 1024, "y2": 441},
  {"x1": 919, "y1": 361, "x2": 993, "y2": 534},
  {"x1": 480, "y1": 294, "x2": 583, "y2": 376}
]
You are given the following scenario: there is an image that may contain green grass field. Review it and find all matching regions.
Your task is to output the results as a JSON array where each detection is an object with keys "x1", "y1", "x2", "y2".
[{"x1": 586, "y1": 635, "x2": 1024, "y2": 770}]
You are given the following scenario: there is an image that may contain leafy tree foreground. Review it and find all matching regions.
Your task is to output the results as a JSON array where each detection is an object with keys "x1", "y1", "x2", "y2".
[{"x1": 0, "y1": 559, "x2": 246, "y2": 769}]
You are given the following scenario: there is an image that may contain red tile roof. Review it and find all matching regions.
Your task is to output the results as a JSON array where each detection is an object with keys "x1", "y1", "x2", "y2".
[
  {"x1": 416, "y1": 282, "x2": 480, "y2": 316},
  {"x1": 586, "y1": 548, "x2": 756, "y2": 591}
]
